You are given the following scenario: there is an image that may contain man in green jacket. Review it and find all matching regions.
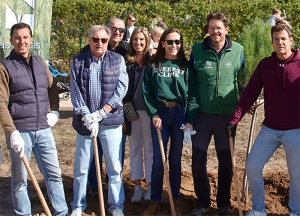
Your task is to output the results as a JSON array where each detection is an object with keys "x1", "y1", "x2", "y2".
[{"x1": 189, "y1": 12, "x2": 246, "y2": 215}]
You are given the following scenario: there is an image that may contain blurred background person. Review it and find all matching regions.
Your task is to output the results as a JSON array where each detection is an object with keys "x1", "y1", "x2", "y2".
[
  {"x1": 123, "y1": 14, "x2": 137, "y2": 43},
  {"x1": 268, "y1": 8, "x2": 292, "y2": 29},
  {"x1": 157, "y1": 20, "x2": 167, "y2": 30},
  {"x1": 149, "y1": 26, "x2": 164, "y2": 56}
]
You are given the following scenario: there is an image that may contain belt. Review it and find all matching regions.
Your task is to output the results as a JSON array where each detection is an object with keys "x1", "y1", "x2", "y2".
[{"x1": 162, "y1": 101, "x2": 177, "y2": 109}]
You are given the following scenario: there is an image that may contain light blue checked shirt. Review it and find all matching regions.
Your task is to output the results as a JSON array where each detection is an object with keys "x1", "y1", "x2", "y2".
[{"x1": 70, "y1": 52, "x2": 128, "y2": 116}]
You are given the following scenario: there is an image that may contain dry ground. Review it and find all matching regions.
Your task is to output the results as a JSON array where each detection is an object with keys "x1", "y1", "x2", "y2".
[{"x1": 0, "y1": 99, "x2": 291, "y2": 215}]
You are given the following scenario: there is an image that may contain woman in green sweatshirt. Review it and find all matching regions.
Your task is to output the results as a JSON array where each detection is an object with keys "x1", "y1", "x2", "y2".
[{"x1": 142, "y1": 28, "x2": 199, "y2": 216}]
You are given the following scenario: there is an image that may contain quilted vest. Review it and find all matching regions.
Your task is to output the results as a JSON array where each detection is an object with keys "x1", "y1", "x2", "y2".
[
  {"x1": 72, "y1": 50, "x2": 124, "y2": 135},
  {"x1": 1, "y1": 51, "x2": 49, "y2": 131}
]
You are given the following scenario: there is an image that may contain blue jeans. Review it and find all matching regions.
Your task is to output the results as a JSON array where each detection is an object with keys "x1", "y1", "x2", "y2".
[
  {"x1": 71, "y1": 125, "x2": 124, "y2": 214},
  {"x1": 6, "y1": 128, "x2": 68, "y2": 216},
  {"x1": 150, "y1": 105, "x2": 185, "y2": 202},
  {"x1": 88, "y1": 134, "x2": 126, "y2": 188},
  {"x1": 246, "y1": 125, "x2": 300, "y2": 215}
]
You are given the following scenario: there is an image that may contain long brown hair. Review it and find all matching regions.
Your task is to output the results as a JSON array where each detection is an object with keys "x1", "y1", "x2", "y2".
[
  {"x1": 126, "y1": 27, "x2": 150, "y2": 66},
  {"x1": 149, "y1": 28, "x2": 188, "y2": 70}
]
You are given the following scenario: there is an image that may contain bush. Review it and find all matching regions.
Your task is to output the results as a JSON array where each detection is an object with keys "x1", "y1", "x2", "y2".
[
  {"x1": 238, "y1": 19, "x2": 273, "y2": 84},
  {"x1": 50, "y1": 0, "x2": 300, "y2": 80}
]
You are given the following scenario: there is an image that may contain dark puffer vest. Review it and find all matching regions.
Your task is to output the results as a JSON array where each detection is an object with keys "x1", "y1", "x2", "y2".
[
  {"x1": 1, "y1": 51, "x2": 49, "y2": 131},
  {"x1": 72, "y1": 50, "x2": 124, "y2": 135}
]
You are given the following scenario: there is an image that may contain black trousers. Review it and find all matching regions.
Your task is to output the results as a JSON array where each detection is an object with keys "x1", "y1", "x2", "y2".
[
  {"x1": 192, "y1": 147, "x2": 233, "y2": 208},
  {"x1": 191, "y1": 113, "x2": 236, "y2": 208}
]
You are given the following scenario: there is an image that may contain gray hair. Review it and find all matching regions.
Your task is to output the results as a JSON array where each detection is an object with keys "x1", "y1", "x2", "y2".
[
  {"x1": 88, "y1": 25, "x2": 111, "y2": 39},
  {"x1": 106, "y1": 18, "x2": 125, "y2": 28}
]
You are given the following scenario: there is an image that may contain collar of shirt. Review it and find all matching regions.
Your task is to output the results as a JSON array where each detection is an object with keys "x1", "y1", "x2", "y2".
[
  {"x1": 91, "y1": 52, "x2": 105, "y2": 63},
  {"x1": 208, "y1": 37, "x2": 228, "y2": 58}
]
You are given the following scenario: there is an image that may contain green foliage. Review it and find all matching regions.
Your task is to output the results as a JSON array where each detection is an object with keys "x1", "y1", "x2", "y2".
[
  {"x1": 238, "y1": 19, "x2": 273, "y2": 83},
  {"x1": 50, "y1": 0, "x2": 300, "y2": 80}
]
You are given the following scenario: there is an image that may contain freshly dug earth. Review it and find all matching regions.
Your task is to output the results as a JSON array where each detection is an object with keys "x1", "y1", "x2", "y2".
[{"x1": 0, "y1": 102, "x2": 291, "y2": 215}]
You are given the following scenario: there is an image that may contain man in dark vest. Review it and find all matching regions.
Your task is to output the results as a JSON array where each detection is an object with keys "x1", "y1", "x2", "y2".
[
  {"x1": 70, "y1": 25, "x2": 128, "y2": 216},
  {"x1": 0, "y1": 23, "x2": 69, "y2": 215},
  {"x1": 80, "y1": 18, "x2": 129, "y2": 198}
]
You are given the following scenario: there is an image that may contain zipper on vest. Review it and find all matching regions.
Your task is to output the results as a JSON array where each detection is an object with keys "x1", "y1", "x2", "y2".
[{"x1": 23, "y1": 59, "x2": 40, "y2": 130}]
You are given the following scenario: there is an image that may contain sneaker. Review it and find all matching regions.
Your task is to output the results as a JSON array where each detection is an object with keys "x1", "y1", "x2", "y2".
[
  {"x1": 70, "y1": 210, "x2": 82, "y2": 216},
  {"x1": 89, "y1": 187, "x2": 98, "y2": 197},
  {"x1": 245, "y1": 210, "x2": 267, "y2": 216},
  {"x1": 218, "y1": 207, "x2": 233, "y2": 215},
  {"x1": 144, "y1": 186, "x2": 151, "y2": 200},
  {"x1": 172, "y1": 200, "x2": 181, "y2": 216},
  {"x1": 112, "y1": 208, "x2": 124, "y2": 216},
  {"x1": 190, "y1": 207, "x2": 210, "y2": 216},
  {"x1": 131, "y1": 186, "x2": 145, "y2": 203},
  {"x1": 142, "y1": 201, "x2": 160, "y2": 216}
]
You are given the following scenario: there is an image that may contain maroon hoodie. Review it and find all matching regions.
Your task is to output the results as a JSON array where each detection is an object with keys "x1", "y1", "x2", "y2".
[{"x1": 229, "y1": 48, "x2": 300, "y2": 130}]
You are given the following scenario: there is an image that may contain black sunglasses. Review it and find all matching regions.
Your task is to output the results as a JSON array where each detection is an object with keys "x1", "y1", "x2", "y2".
[
  {"x1": 165, "y1": 40, "x2": 182, "y2": 45},
  {"x1": 131, "y1": 20, "x2": 136, "y2": 22},
  {"x1": 110, "y1": 27, "x2": 125, "y2": 33},
  {"x1": 91, "y1": 37, "x2": 108, "y2": 43}
]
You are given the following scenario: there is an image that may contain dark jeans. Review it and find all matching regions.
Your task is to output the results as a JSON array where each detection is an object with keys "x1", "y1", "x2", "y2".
[
  {"x1": 150, "y1": 105, "x2": 186, "y2": 202},
  {"x1": 192, "y1": 147, "x2": 232, "y2": 208},
  {"x1": 191, "y1": 113, "x2": 235, "y2": 208},
  {"x1": 88, "y1": 134, "x2": 126, "y2": 188}
]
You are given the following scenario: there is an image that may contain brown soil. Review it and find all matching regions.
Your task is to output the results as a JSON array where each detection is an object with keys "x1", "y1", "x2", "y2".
[{"x1": 0, "y1": 102, "x2": 290, "y2": 216}]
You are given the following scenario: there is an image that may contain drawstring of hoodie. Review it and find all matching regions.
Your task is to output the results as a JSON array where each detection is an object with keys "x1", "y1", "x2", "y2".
[{"x1": 278, "y1": 63, "x2": 286, "y2": 94}]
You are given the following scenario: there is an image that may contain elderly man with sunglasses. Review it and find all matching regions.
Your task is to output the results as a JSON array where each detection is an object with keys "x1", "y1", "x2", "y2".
[
  {"x1": 70, "y1": 24, "x2": 128, "y2": 216},
  {"x1": 81, "y1": 18, "x2": 128, "y2": 59},
  {"x1": 80, "y1": 18, "x2": 129, "y2": 198}
]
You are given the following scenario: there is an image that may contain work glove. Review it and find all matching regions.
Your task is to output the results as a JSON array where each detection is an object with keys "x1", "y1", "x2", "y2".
[
  {"x1": 82, "y1": 108, "x2": 107, "y2": 126},
  {"x1": 82, "y1": 108, "x2": 107, "y2": 138},
  {"x1": 10, "y1": 130, "x2": 25, "y2": 157},
  {"x1": 47, "y1": 111, "x2": 60, "y2": 127},
  {"x1": 180, "y1": 124, "x2": 196, "y2": 146},
  {"x1": 86, "y1": 121, "x2": 99, "y2": 138},
  {"x1": 225, "y1": 123, "x2": 237, "y2": 138}
]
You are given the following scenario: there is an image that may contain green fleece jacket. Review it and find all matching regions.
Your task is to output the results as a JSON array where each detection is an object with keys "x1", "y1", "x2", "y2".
[
  {"x1": 142, "y1": 58, "x2": 199, "y2": 124},
  {"x1": 190, "y1": 36, "x2": 245, "y2": 114}
]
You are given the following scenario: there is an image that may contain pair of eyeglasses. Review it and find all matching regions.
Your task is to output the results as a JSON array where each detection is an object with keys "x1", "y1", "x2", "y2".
[
  {"x1": 110, "y1": 27, "x2": 125, "y2": 33},
  {"x1": 165, "y1": 40, "x2": 181, "y2": 45},
  {"x1": 131, "y1": 20, "x2": 136, "y2": 22},
  {"x1": 91, "y1": 37, "x2": 108, "y2": 44}
]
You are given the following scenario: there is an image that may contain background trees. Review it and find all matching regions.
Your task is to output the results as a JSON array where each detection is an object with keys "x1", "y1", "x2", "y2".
[{"x1": 50, "y1": 0, "x2": 299, "y2": 82}]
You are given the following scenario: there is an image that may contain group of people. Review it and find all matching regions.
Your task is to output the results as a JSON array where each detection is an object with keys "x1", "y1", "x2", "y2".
[{"x1": 0, "y1": 10, "x2": 299, "y2": 216}]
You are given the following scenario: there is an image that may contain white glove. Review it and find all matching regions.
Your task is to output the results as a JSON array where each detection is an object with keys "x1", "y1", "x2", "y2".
[
  {"x1": 88, "y1": 122, "x2": 99, "y2": 138},
  {"x1": 10, "y1": 130, "x2": 25, "y2": 157},
  {"x1": 47, "y1": 111, "x2": 60, "y2": 127},
  {"x1": 181, "y1": 124, "x2": 196, "y2": 146},
  {"x1": 82, "y1": 108, "x2": 107, "y2": 138},
  {"x1": 82, "y1": 108, "x2": 107, "y2": 126}
]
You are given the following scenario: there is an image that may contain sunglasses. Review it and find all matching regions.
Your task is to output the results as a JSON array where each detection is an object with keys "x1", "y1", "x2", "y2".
[
  {"x1": 131, "y1": 20, "x2": 136, "y2": 22},
  {"x1": 91, "y1": 37, "x2": 108, "y2": 43},
  {"x1": 110, "y1": 27, "x2": 125, "y2": 33},
  {"x1": 165, "y1": 40, "x2": 181, "y2": 45}
]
